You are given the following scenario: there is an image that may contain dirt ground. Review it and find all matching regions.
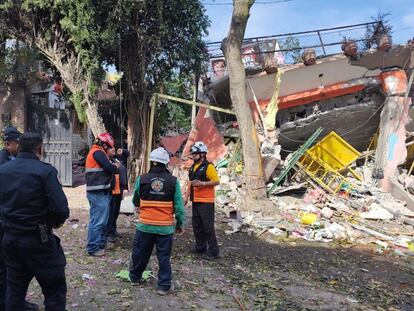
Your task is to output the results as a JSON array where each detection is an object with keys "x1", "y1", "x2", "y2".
[{"x1": 25, "y1": 187, "x2": 414, "y2": 311}]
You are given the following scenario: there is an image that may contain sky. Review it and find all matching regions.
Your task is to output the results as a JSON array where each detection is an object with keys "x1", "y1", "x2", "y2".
[{"x1": 203, "y1": 0, "x2": 414, "y2": 49}]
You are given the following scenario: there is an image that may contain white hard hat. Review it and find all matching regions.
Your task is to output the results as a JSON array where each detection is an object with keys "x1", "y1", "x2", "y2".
[
  {"x1": 190, "y1": 141, "x2": 208, "y2": 154},
  {"x1": 150, "y1": 147, "x2": 170, "y2": 165}
]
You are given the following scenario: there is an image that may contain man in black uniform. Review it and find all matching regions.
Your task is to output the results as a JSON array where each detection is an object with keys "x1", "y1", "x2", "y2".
[
  {"x1": 0, "y1": 127, "x2": 39, "y2": 311},
  {"x1": 0, "y1": 126, "x2": 21, "y2": 165},
  {"x1": 0, "y1": 132, "x2": 69, "y2": 311}
]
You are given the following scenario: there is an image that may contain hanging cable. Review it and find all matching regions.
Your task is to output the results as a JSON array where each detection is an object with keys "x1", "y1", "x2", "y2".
[{"x1": 119, "y1": 34, "x2": 123, "y2": 149}]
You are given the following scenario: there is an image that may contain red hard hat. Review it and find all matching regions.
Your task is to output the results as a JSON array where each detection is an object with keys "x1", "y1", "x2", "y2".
[{"x1": 97, "y1": 133, "x2": 115, "y2": 148}]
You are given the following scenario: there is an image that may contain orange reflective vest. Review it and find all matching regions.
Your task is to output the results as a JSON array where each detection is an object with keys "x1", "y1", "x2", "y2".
[
  {"x1": 85, "y1": 145, "x2": 112, "y2": 191},
  {"x1": 112, "y1": 174, "x2": 121, "y2": 195},
  {"x1": 138, "y1": 167, "x2": 177, "y2": 226},
  {"x1": 189, "y1": 160, "x2": 215, "y2": 203},
  {"x1": 139, "y1": 200, "x2": 174, "y2": 226}
]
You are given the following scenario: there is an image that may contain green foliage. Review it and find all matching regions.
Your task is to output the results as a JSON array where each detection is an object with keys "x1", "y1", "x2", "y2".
[
  {"x1": 0, "y1": 41, "x2": 41, "y2": 82},
  {"x1": 279, "y1": 36, "x2": 302, "y2": 64},
  {"x1": 364, "y1": 12, "x2": 393, "y2": 50},
  {"x1": 155, "y1": 74, "x2": 193, "y2": 136},
  {"x1": 0, "y1": 0, "x2": 117, "y2": 120},
  {"x1": 0, "y1": 0, "x2": 209, "y2": 130},
  {"x1": 71, "y1": 91, "x2": 87, "y2": 122},
  {"x1": 109, "y1": 0, "x2": 209, "y2": 101}
]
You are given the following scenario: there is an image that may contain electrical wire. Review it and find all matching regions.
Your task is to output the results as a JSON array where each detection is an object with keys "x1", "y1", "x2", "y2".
[
  {"x1": 279, "y1": 132, "x2": 307, "y2": 143},
  {"x1": 341, "y1": 102, "x2": 385, "y2": 137}
]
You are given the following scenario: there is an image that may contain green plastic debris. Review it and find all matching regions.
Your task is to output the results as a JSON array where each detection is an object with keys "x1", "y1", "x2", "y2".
[
  {"x1": 216, "y1": 158, "x2": 228, "y2": 169},
  {"x1": 116, "y1": 270, "x2": 153, "y2": 282}
]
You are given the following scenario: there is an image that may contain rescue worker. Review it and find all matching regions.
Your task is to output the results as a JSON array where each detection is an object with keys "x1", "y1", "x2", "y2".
[
  {"x1": 115, "y1": 147, "x2": 130, "y2": 169},
  {"x1": 184, "y1": 141, "x2": 220, "y2": 260},
  {"x1": 106, "y1": 148, "x2": 128, "y2": 242},
  {"x1": 0, "y1": 132, "x2": 69, "y2": 310},
  {"x1": 85, "y1": 133, "x2": 120, "y2": 256},
  {"x1": 129, "y1": 147, "x2": 185, "y2": 295}
]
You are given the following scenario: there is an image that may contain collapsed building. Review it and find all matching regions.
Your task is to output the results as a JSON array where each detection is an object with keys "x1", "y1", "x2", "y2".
[{"x1": 160, "y1": 23, "x2": 414, "y2": 199}]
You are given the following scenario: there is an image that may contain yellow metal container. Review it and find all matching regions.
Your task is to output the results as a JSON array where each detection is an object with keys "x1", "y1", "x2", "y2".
[
  {"x1": 308, "y1": 131, "x2": 361, "y2": 171},
  {"x1": 296, "y1": 131, "x2": 360, "y2": 195}
]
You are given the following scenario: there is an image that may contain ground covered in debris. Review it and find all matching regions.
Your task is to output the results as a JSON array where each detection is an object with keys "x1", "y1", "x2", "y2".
[{"x1": 25, "y1": 204, "x2": 414, "y2": 311}]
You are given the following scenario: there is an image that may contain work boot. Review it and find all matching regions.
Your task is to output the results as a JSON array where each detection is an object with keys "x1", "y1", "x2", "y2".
[
  {"x1": 130, "y1": 279, "x2": 144, "y2": 286},
  {"x1": 203, "y1": 253, "x2": 219, "y2": 261},
  {"x1": 24, "y1": 301, "x2": 39, "y2": 311},
  {"x1": 156, "y1": 285, "x2": 174, "y2": 296},
  {"x1": 190, "y1": 248, "x2": 206, "y2": 255},
  {"x1": 107, "y1": 236, "x2": 118, "y2": 243},
  {"x1": 89, "y1": 249, "x2": 105, "y2": 257}
]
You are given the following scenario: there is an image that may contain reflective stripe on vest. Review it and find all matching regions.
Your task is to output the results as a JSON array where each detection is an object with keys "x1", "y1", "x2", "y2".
[
  {"x1": 85, "y1": 145, "x2": 112, "y2": 191},
  {"x1": 193, "y1": 186, "x2": 215, "y2": 203},
  {"x1": 112, "y1": 174, "x2": 121, "y2": 195},
  {"x1": 139, "y1": 199, "x2": 174, "y2": 226},
  {"x1": 189, "y1": 160, "x2": 216, "y2": 203}
]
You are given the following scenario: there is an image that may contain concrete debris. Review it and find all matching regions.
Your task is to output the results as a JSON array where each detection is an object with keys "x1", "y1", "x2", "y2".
[
  {"x1": 216, "y1": 194, "x2": 232, "y2": 205},
  {"x1": 268, "y1": 227, "x2": 284, "y2": 236},
  {"x1": 254, "y1": 219, "x2": 281, "y2": 228},
  {"x1": 360, "y1": 203, "x2": 394, "y2": 220},
  {"x1": 201, "y1": 112, "x2": 414, "y2": 255},
  {"x1": 325, "y1": 223, "x2": 349, "y2": 240},
  {"x1": 349, "y1": 224, "x2": 394, "y2": 241},
  {"x1": 225, "y1": 220, "x2": 242, "y2": 235},
  {"x1": 303, "y1": 188, "x2": 326, "y2": 204},
  {"x1": 321, "y1": 207, "x2": 334, "y2": 219},
  {"x1": 214, "y1": 154, "x2": 414, "y2": 252}
]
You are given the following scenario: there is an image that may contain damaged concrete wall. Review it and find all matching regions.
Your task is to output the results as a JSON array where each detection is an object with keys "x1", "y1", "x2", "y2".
[{"x1": 278, "y1": 90, "x2": 384, "y2": 152}]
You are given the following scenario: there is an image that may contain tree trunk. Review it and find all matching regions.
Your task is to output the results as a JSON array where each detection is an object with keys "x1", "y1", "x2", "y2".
[
  {"x1": 127, "y1": 99, "x2": 149, "y2": 184},
  {"x1": 221, "y1": 0, "x2": 267, "y2": 200},
  {"x1": 85, "y1": 99, "x2": 106, "y2": 135}
]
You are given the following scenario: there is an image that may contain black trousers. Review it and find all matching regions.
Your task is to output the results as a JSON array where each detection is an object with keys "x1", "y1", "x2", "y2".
[
  {"x1": 192, "y1": 202, "x2": 219, "y2": 256},
  {"x1": 129, "y1": 230, "x2": 173, "y2": 290},
  {"x1": 0, "y1": 227, "x2": 6, "y2": 310},
  {"x1": 2, "y1": 231, "x2": 67, "y2": 311},
  {"x1": 106, "y1": 195, "x2": 122, "y2": 237}
]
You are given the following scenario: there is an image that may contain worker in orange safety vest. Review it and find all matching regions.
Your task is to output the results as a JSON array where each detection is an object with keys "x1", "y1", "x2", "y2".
[
  {"x1": 85, "y1": 133, "x2": 120, "y2": 256},
  {"x1": 184, "y1": 141, "x2": 220, "y2": 260}
]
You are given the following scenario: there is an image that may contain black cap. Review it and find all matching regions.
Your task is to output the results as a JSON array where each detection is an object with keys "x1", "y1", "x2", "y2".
[{"x1": 2, "y1": 127, "x2": 22, "y2": 142}]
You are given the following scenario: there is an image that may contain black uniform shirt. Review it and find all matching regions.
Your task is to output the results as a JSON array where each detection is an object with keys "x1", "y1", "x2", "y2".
[
  {"x1": 0, "y1": 149, "x2": 12, "y2": 165},
  {"x1": 0, "y1": 152, "x2": 69, "y2": 233}
]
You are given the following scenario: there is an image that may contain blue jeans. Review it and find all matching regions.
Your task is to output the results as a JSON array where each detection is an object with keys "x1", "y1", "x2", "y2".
[
  {"x1": 87, "y1": 191, "x2": 110, "y2": 254},
  {"x1": 129, "y1": 230, "x2": 173, "y2": 291}
]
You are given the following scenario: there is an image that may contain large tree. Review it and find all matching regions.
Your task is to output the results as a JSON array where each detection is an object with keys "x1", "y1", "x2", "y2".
[
  {"x1": 107, "y1": 0, "x2": 208, "y2": 178},
  {"x1": 221, "y1": 0, "x2": 267, "y2": 200},
  {"x1": 0, "y1": 0, "x2": 209, "y2": 180},
  {"x1": 0, "y1": 0, "x2": 117, "y2": 134}
]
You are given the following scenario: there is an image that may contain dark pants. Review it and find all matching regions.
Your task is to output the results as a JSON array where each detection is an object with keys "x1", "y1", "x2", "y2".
[
  {"x1": 129, "y1": 230, "x2": 173, "y2": 291},
  {"x1": 106, "y1": 195, "x2": 122, "y2": 237},
  {"x1": 2, "y1": 231, "x2": 67, "y2": 311},
  {"x1": 192, "y1": 202, "x2": 219, "y2": 256},
  {"x1": 0, "y1": 227, "x2": 6, "y2": 310}
]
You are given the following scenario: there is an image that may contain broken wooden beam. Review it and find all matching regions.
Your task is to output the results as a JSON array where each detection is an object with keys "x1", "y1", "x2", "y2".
[{"x1": 155, "y1": 93, "x2": 236, "y2": 115}]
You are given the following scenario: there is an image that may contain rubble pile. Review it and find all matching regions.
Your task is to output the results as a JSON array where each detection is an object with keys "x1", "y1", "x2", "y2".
[{"x1": 214, "y1": 132, "x2": 414, "y2": 258}]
